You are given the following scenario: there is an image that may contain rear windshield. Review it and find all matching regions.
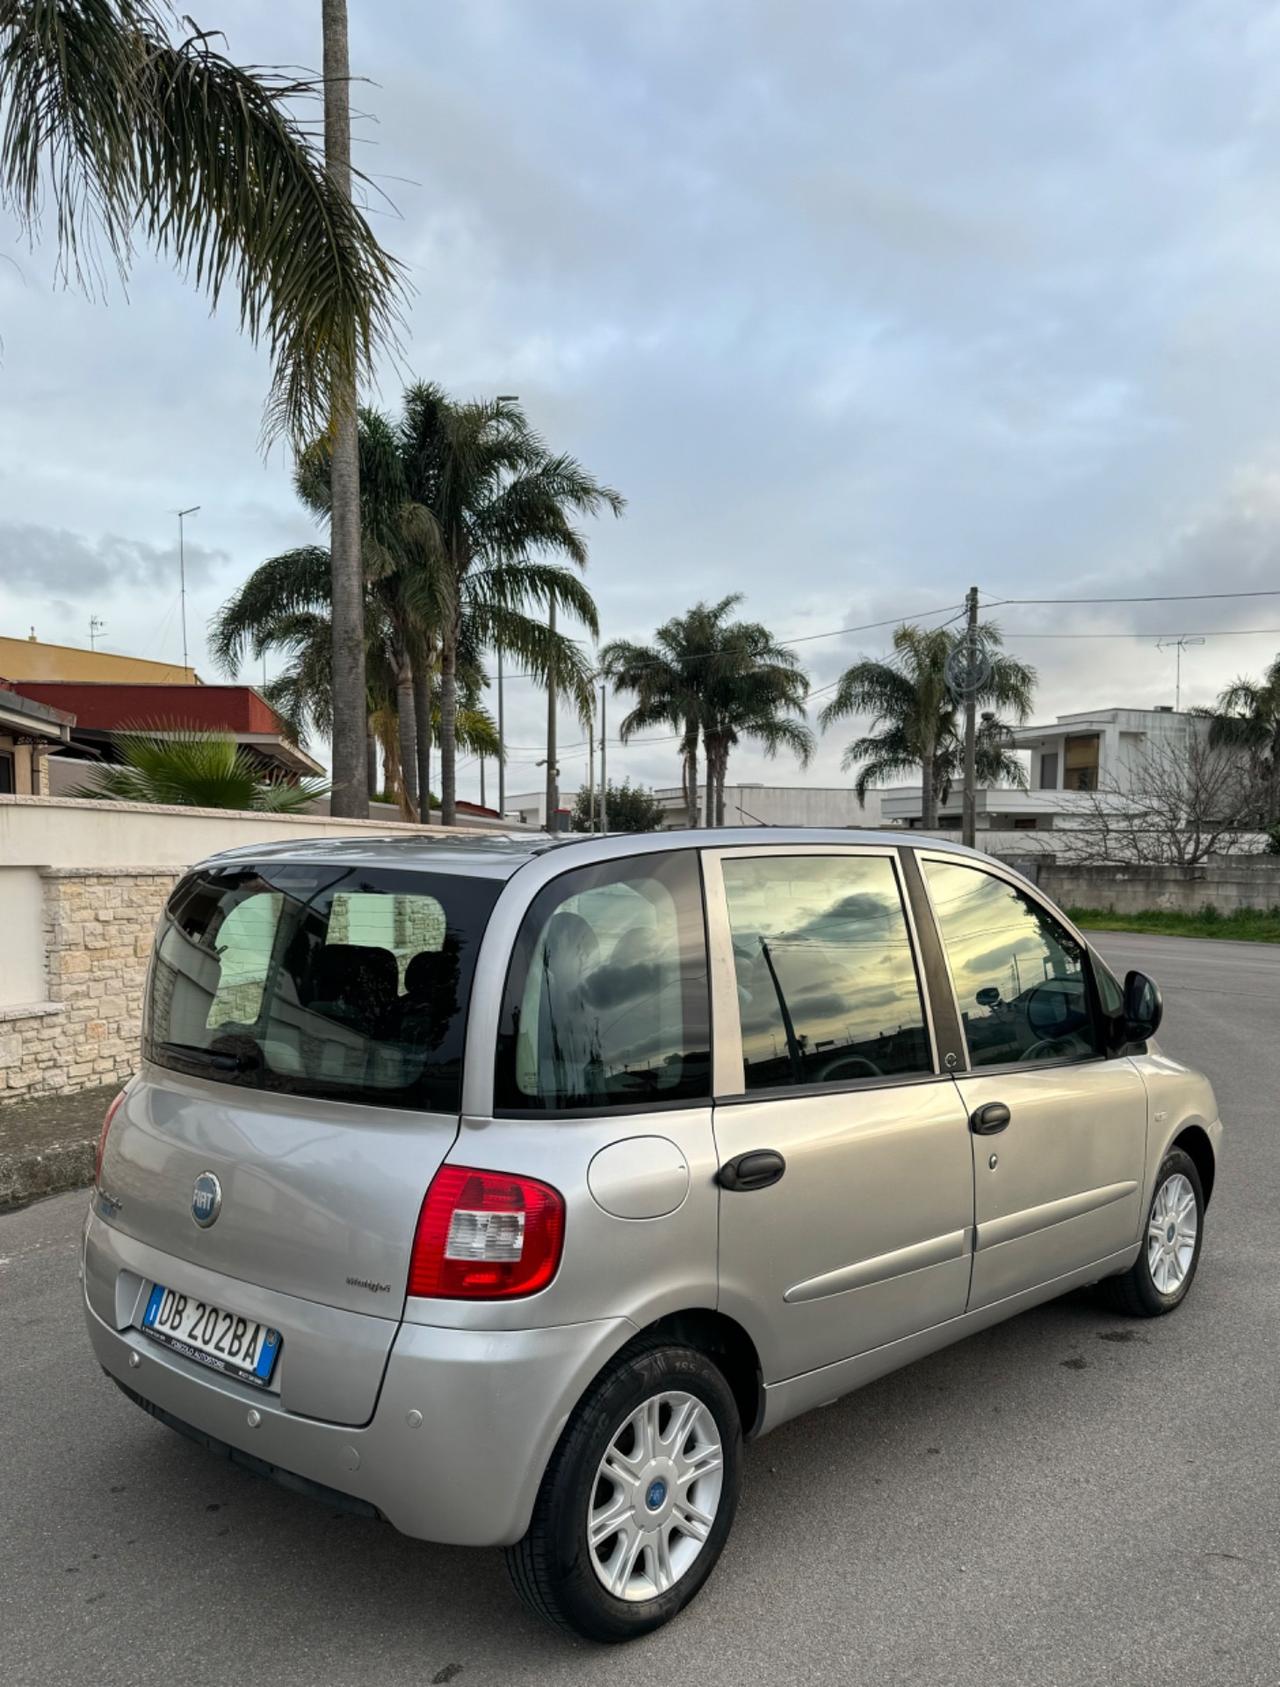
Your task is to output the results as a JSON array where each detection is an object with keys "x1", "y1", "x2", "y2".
[{"x1": 145, "y1": 861, "x2": 501, "y2": 1113}]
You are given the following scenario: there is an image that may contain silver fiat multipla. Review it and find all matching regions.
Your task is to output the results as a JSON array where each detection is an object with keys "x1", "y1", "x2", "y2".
[{"x1": 83, "y1": 828, "x2": 1220, "y2": 1640}]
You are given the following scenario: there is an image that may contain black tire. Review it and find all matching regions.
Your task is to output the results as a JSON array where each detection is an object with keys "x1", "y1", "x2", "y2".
[
  {"x1": 505, "y1": 1337, "x2": 742, "y2": 1642},
  {"x1": 1099, "y1": 1147, "x2": 1205, "y2": 1317}
]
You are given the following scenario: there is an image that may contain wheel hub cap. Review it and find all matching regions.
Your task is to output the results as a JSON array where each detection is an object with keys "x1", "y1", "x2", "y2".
[
  {"x1": 1147, "y1": 1172, "x2": 1198, "y2": 1295},
  {"x1": 588, "y1": 1390, "x2": 724, "y2": 1602}
]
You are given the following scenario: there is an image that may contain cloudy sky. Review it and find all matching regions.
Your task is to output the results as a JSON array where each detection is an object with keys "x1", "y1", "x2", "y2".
[{"x1": 4, "y1": 0, "x2": 1280, "y2": 803}]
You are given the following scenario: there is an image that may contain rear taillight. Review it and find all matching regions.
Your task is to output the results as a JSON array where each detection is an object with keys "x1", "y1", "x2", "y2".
[
  {"x1": 407, "y1": 1165, "x2": 566, "y2": 1300},
  {"x1": 95, "y1": 1091, "x2": 126, "y2": 1188}
]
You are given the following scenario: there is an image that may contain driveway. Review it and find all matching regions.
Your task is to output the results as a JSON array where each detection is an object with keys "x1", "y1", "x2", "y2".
[{"x1": 2, "y1": 931, "x2": 1277, "y2": 1687}]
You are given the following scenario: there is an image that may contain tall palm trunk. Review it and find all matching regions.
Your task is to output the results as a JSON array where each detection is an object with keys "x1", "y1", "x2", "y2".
[
  {"x1": 920, "y1": 731, "x2": 937, "y2": 830},
  {"x1": 413, "y1": 665, "x2": 433, "y2": 823},
  {"x1": 714, "y1": 740, "x2": 728, "y2": 827},
  {"x1": 704, "y1": 750, "x2": 715, "y2": 831},
  {"x1": 439, "y1": 626, "x2": 459, "y2": 826},
  {"x1": 395, "y1": 653, "x2": 419, "y2": 811},
  {"x1": 321, "y1": 0, "x2": 368, "y2": 818},
  {"x1": 682, "y1": 723, "x2": 699, "y2": 827}
]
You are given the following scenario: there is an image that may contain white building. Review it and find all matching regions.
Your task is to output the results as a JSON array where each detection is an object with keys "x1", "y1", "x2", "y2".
[
  {"x1": 654, "y1": 783, "x2": 887, "y2": 830},
  {"x1": 503, "y1": 789, "x2": 577, "y2": 830},
  {"x1": 879, "y1": 706, "x2": 1210, "y2": 836}
]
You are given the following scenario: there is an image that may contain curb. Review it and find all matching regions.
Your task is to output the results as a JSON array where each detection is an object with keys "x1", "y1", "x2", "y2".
[{"x1": 0, "y1": 1137, "x2": 95, "y2": 1213}]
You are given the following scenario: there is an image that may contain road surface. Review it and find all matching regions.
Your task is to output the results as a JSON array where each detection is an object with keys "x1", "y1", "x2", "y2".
[{"x1": 2, "y1": 932, "x2": 1277, "y2": 1686}]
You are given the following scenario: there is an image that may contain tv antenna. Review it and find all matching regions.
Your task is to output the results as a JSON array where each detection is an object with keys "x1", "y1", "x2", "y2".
[{"x1": 1155, "y1": 636, "x2": 1204, "y2": 711}]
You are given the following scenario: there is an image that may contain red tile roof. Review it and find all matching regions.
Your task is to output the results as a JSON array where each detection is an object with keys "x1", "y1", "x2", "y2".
[{"x1": 10, "y1": 682, "x2": 291, "y2": 737}]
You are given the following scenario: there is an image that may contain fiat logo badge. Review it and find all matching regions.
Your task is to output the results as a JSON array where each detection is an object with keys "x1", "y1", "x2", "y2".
[{"x1": 191, "y1": 1171, "x2": 222, "y2": 1228}]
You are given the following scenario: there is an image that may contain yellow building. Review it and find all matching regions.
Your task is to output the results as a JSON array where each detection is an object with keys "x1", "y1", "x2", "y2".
[{"x1": 0, "y1": 633, "x2": 199, "y2": 687}]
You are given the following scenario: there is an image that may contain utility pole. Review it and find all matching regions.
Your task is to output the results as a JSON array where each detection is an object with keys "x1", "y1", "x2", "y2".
[
  {"x1": 587, "y1": 715, "x2": 595, "y2": 832},
  {"x1": 496, "y1": 645, "x2": 505, "y2": 818},
  {"x1": 176, "y1": 505, "x2": 199, "y2": 672},
  {"x1": 962, "y1": 584, "x2": 979, "y2": 849},
  {"x1": 600, "y1": 680, "x2": 608, "y2": 835},
  {"x1": 544, "y1": 600, "x2": 558, "y2": 832}
]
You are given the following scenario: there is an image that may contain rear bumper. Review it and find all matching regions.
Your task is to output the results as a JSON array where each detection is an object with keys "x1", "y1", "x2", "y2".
[{"x1": 82, "y1": 1220, "x2": 630, "y2": 1547}]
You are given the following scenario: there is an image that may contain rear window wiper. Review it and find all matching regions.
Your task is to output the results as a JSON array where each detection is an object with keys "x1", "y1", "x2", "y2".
[{"x1": 157, "y1": 1040, "x2": 251, "y2": 1074}]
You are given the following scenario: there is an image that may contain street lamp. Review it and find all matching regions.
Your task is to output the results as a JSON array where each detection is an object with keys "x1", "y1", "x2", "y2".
[{"x1": 174, "y1": 505, "x2": 200, "y2": 673}]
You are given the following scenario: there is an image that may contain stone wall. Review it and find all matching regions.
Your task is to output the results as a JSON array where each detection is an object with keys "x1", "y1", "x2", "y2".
[
  {"x1": 2, "y1": 867, "x2": 178, "y2": 1102},
  {"x1": 1020, "y1": 857, "x2": 1280, "y2": 915}
]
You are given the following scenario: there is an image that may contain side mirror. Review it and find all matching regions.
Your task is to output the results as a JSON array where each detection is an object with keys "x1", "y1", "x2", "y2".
[{"x1": 1123, "y1": 970, "x2": 1163, "y2": 1045}]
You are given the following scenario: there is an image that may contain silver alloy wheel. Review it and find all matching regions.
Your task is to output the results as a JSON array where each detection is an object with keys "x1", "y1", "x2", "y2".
[
  {"x1": 1147, "y1": 1171, "x2": 1198, "y2": 1294},
  {"x1": 588, "y1": 1390, "x2": 724, "y2": 1602}
]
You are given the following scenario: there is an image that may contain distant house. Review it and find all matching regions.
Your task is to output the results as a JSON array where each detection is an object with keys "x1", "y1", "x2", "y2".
[
  {"x1": 2, "y1": 631, "x2": 320, "y2": 786},
  {"x1": 0, "y1": 682, "x2": 73, "y2": 794},
  {"x1": 879, "y1": 706, "x2": 1210, "y2": 835},
  {"x1": 13, "y1": 681, "x2": 323, "y2": 784}
]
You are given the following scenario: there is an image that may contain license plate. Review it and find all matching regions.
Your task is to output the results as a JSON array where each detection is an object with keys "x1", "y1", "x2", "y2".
[{"x1": 142, "y1": 1285, "x2": 281, "y2": 1388}]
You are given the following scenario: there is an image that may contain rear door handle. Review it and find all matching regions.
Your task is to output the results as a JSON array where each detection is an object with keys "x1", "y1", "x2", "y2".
[
  {"x1": 971, "y1": 1102, "x2": 1011, "y2": 1135},
  {"x1": 717, "y1": 1150, "x2": 786, "y2": 1191}
]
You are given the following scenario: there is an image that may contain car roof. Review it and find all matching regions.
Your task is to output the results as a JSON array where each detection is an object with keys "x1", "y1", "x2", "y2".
[{"x1": 194, "y1": 825, "x2": 985, "y2": 880}]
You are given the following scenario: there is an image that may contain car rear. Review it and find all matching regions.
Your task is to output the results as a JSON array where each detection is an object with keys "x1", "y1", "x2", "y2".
[{"x1": 81, "y1": 843, "x2": 626, "y2": 1544}]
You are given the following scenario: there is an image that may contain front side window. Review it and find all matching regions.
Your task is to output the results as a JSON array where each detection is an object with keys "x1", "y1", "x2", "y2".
[
  {"x1": 923, "y1": 858, "x2": 1098, "y2": 1068},
  {"x1": 494, "y1": 852, "x2": 710, "y2": 1112},
  {"x1": 146, "y1": 862, "x2": 500, "y2": 1113},
  {"x1": 721, "y1": 853, "x2": 932, "y2": 1094}
]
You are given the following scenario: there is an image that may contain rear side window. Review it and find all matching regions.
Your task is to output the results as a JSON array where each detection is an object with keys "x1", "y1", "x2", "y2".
[
  {"x1": 494, "y1": 851, "x2": 710, "y2": 1113},
  {"x1": 721, "y1": 852, "x2": 932, "y2": 1093},
  {"x1": 146, "y1": 862, "x2": 501, "y2": 1113}
]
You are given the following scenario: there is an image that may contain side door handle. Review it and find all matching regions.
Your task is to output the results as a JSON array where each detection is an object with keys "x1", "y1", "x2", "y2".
[
  {"x1": 717, "y1": 1150, "x2": 786, "y2": 1191},
  {"x1": 970, "y1": 1102, "x2": 1011, "y2": 1135}
]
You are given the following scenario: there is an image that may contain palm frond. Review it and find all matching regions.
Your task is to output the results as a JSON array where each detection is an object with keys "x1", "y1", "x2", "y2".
[
  {"x1": 71, "y1": 725, "x2": 328, "y2": 811},
  {"x1": 0, "y1": 0, "x2": 404, "y2": 444},
  {"x1": 209, "y1": 546, "x2": 333, "y2": 673}
]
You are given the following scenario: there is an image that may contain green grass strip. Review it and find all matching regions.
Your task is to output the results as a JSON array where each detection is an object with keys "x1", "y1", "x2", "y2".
[{"x1": 1068, "y1": 905, "x2": 1280, "y2": 943}]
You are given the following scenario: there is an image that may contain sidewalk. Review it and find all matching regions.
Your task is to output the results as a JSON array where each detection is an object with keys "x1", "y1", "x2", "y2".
[{"x1": 0, "y1": 1085, "x2": 118, "y2": 1211}]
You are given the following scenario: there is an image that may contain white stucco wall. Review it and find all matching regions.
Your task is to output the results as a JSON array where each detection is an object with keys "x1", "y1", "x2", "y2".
[{"x1": 0, "y1": 795, "x2": 496, "y2": 1017}]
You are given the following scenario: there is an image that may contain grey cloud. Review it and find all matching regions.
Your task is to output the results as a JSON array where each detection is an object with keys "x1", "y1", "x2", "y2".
[{"x1": 0, "y1": 522, "x2": 229, "y2": 596}]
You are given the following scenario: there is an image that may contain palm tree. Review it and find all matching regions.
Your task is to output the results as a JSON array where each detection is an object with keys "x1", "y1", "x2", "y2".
[
  {"x1": 209, "y1": 542, "x2": 498, "y2": 817},
  {"x1": 321, "y1": 0, "x2": 368, "y2": 819},
  {"x1": 72, "y1": 729, "x2": 328, "y2": 813},
  {"x1": 1, "y1": 2, "x2": 402, "y2": 818},
  {"x1": 389, "y1": 383, "x2": 622, "y2": 825},
  {"x1": 1207, "y1": 655, "x2": 1280, "y2": 816},
  {"x1": 277, "y1": 387, "x2": 615, "y2": 823},
  {"x1": 602, "y1": 605, "x2": 718, "y2": 827},
  {"x1": 820, "y1": 623, "x2": 1035, "y2": 828},
  {"x1": 700, "y1": 613, "x2": 814, "y2": 825},
  {"x1": 603, "y1": 597, "x2": 815, "y2": 827}
]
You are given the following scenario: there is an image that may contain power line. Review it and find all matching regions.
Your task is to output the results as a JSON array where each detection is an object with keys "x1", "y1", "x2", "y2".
[
  {"x1": 984, "y1": 588, "x2": 1280, "y2": 606},
  {"x1": 991, "y1": 626, "x2": 1280, "y2": 640}
]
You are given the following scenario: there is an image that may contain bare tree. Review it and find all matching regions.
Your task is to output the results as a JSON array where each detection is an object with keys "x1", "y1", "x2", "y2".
[{"x1": 1055, "y1": 733, "x2": 1269, "y2": 867}]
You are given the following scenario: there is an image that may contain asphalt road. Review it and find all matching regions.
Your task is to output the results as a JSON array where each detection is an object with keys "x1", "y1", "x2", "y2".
[{"x1": 3, "y1": 931, "x2": 1278, "y2": 1687}]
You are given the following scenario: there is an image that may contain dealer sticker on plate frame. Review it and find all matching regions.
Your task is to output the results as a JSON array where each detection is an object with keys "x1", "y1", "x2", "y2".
[{"x1": 142, "y1": 1285, "x2": 281, "y2": 1388}]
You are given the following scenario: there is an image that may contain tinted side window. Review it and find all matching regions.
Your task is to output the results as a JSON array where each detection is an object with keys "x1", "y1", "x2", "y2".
[
  {"x1": 923, "y1": 859, "x2": 1099, "y2": 1068},
  {"x1": 494, "y1": 851, "x2": 710, "y2": 1112},
  {"x1": 721, "y1": 853, "x2": 932, "y2": 1093}
]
